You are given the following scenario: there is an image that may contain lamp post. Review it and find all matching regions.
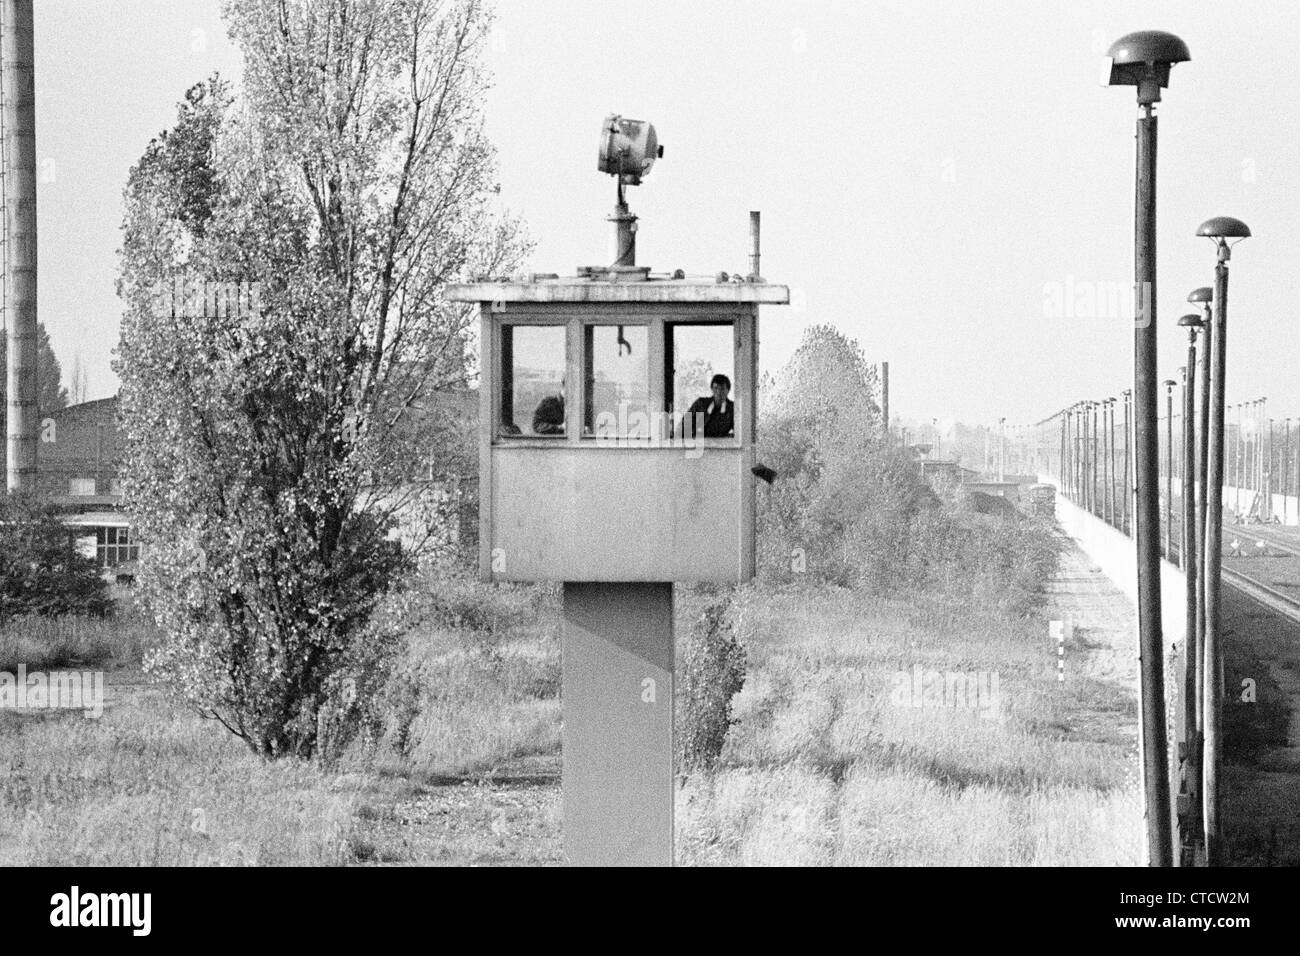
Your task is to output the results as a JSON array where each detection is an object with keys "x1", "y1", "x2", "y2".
[
  {"x1": 1259, "y1": 398, "x2": 1269, "y2": 520},
  {"x1": 1238, "y1": 403, "x2": 1246, "y2": 508},
  {"x1": 1285, "y1": 418, "x2": 1292, "y2": 524},
  {"x1": 1268, "y1": 416, "x2": 1275, "y2": 521},
  {"x1": 1106, "y1": 398, "x2": 1117, "y2": 525},
  {"x1": 998, "y1": 417, "x2": 1005, "y2": 481},
  {"x1": 1122, "y1": 389, "x2": 1133, "y2": 534},
  {"x1": 1177, "y1": 316, "x2": 1203, "y2": 862},
  {"x1": 1170, "y1": 379, "x2": 1180, "y2": 561},
  {"x1": 1197, "y1": 215, "x2": 1251, "y2": 865},
  {"x1": 1059, "y1": 411, "x2": 1068, "y2": 493},
  {"x1": 1076, "y1": 406, "x2": 1085, "y2": 502},
  {"x1": 1106, "y1": 30, "x2": 1189, "y2": 866},
  {"x1": 1062, "y1": 411, "x2": 1071, "y2": 497},
  {"x1": 1086, "y1": 402, "x2": 1096, "y2": 514},
  {"x1": 1187, "y1": 289, "x2": 1212, "y2": 781}
]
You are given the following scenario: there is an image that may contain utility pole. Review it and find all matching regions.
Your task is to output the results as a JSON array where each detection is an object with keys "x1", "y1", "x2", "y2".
[
  {"x1": 1105, "y1": 30, "x2": 1189, "y2": 866},
  {"x1": 1179, "y1": 343, "x2": 1200, "y2": 864},
  {"x1": 1197, "y1": 215, "x2": 1251, "y2": 864},
  {"x1": 1285, "y1": 418, "x2": 1292, "y2": 524},
  {"x1": 1164, "y1": 380, "x2": 1176, "y2": 560},
  {"x1": 3, "y1": 0, "x2": 38, "y2": 493},
  {"x1": 998, "y1": 417, "x2": 1005, "y2": 481},
  {"x1": 881, "y1": 361, "x2": 890, "y2": 442},
  {"x1": 1121, "y1": 391, "x2": 1131, "y2": 533},
  {"x1": 1259, "y1": 398, "x2": 1268, "y2": 520}
]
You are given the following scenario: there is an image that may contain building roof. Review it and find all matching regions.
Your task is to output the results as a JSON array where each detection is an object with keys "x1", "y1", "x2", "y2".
[{"x1": 448, "y1": 276, "x2": 789, "y2": 305}]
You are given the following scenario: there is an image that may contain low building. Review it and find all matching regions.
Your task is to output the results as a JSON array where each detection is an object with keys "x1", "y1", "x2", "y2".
[
  {"x1": 37, "y1": 397, "x2": 137, "y2": 579},
  {"x1": 25, "y1": 390, "x2": 477, "y2": 580}
]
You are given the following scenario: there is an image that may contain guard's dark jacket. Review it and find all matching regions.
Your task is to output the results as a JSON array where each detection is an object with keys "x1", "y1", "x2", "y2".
[{"x1": 683, "y1": 396, "x2": 734, "y2": 438}]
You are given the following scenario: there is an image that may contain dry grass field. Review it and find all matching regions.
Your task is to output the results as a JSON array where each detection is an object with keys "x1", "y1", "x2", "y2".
[
  {"x1": 0, "y1": 544, "x2": 1142, "y2": 866},
  {"x1": 675, "y1": 564, "x2": 1143, "y2": 866}
]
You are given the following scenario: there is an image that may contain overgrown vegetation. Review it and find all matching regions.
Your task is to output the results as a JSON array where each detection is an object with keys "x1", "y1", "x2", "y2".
[
  {"x1": 757, "y1": 323, "x2": 1059, "y2": 613},
  {"x1": 675, "y1": 581, "x2": 1141, "y2": 866},
  {"x1": 115, "y1": 0, "x2": 526, "y2": 758},
  {"x1": 678, "y1": 593, "x2": 747, "y2": 774},
  {"x1": 0, "y1": 495, "x2": 112, "y2": 623}
]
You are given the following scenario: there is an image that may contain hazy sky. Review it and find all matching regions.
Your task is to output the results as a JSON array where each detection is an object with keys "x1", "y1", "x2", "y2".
[{"x1": 30, "y1": 0, "x2": 1300, "y2": 432}]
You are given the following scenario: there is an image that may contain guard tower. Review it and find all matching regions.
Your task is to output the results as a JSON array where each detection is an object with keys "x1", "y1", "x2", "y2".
[{"x1": 448, "y1": 115, "x2": 788, "y2": 866}]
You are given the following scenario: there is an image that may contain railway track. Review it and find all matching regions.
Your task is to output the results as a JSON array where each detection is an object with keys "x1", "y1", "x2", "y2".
[
  {"x1": 1226, "y1": 524, "x2": 1300, "y2": 560},
  {"x1": 1107, "y1": 512, "x2": 1300, "y2": 623},
  {"x1": 1221, "y1": 565, "x2": 1300, "y2": 623}
]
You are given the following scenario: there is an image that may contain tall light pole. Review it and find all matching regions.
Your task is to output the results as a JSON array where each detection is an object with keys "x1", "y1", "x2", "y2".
[
  {"x1": 998, "y1": 417, "x2": 1005, "y2": 481},
  {"x1": 1285, "y1": 418, "x2": 1292, "y2": 525},
  {"x1": 1188, "y1": 288, "x2": 1212, "y2": 756},
  {"x1": 881, "y1": 361, "x2": 890, "y2": 441},
  {"x1": 1122, "y1": 389, "x2": 1133, "y2": 534},
  {"x1": 1105, "y1": 398, "x2": 1116, "y2": 524},
  {"x1": 1164, "y1": 380, "x2": 1177, "y2": 559},
  {"x1": 1176, "y1": 316, "x2": 1203, "y2": 862},
  {"x1": 1106, "y1": 30, "x2": 1188, "y2": 866},
  {"x1": 1198, "y1": 215, "x2": 1251, "y2": 865},
  {"x1": 1072, "y1": 404, "x2": 1082, "y2": 501},
  {"x1": 1230, "y1": 404, "x2": 1239, "y2": 508},
  {"x1": 1089, "y1": 401, "x2": 1099, "y2": 514},
  {"x1": 1259, "y1": 398, "x2": 1269, "y2": 520},
  {"x1": 1268, "y1": 416, "x2": 1275, "y2": 521}
]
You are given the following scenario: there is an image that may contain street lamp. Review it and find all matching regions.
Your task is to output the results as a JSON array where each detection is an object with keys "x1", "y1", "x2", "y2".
[
  {"x1": 1267, "y1": 415, "x2": 1275, "y2": 522},
  {"x1": 1122, "y1": 389, "x2": 1133, "y2": 534},
  {"x1": 1197, "y1": 214, "x2": 1251, "y2": 866},
  {"x1": 999, "y1": 416, "x2": 1006, "y2": 481},
  {"x1": 1187, "y1": 287, "x2": 1212, "y2": 619},
  {"x1": 1105, "y1": 398, "x2": 1117, "y2": 525},
  {"x1": 1164, "y1": 379, "x2": 1177, "y2": 559},
  {"x1": 1106, "y1": 29, "x2": 1189, "y2": 867},
  {"x1": 1285, "y1": 418, "x2": 1293, "y2": 524},
  {"x1": 1088, "y1": 401, "x2": 1098, "y2": 514},
  {"x1": 1177, "y1": 316, "x2": 1204, "y2": 858},
  {"x1": 1259, "y1": 398, "x2": 1269, "y2": 519}
]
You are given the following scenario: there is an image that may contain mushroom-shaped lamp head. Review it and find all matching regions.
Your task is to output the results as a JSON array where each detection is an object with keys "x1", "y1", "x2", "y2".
[
  {"x1": 1105, "y1": 31, "x2": 1191, "y2": 103},
  {"x1": 1196, "y1": 217, "x2": 1251, "y2": 240}
]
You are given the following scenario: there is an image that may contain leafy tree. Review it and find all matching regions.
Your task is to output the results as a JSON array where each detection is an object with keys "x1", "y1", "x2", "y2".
[
  {"x1": 115, "y1": 0, "x2": 527, "y2": 758},
  {"x1": 758, "y1": 325, "x2": 933, "y2": 588},
  {"x1": 0, "y1": 323, "x2": 68, "y2": 477},
  {"x1": 0, "y1": 494, "x2": 112, "y2": 621},
  {"x1": 0, "y1": 322, "x2": 68, "y2": 413}
]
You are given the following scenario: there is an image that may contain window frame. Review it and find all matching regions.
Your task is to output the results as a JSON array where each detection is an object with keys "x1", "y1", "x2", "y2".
[
  {"x1": 494, "y1": 317, "x2": 570, "y2": 440},
  {"x1": 664, "y1": 318, "x2": 742, "y2": 445},
  {"x1": 579, "y1": 316, "x2": 653, "y2": 440},
  {"x1": 96, "y1": 525, "x2": 139, "y2": 568},
  {"x1": 488, "y1": 305, "x2": 752, "y2": 449}
]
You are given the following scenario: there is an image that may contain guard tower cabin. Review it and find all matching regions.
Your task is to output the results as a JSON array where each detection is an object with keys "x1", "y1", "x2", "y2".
[
  {"x1": 453, "y1": 274, "x2": 788, "y2": 584},
  {"x1": 446, "y1": 115, "x2": 787, "y2": 867}
]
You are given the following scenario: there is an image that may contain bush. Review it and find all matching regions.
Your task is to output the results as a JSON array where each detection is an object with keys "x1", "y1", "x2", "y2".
[
  {"x1": 0, "y1": 494, "x2": 113, "y2": 622},
  {"x1": 678, "y1": 594, "x2": 747, "y2": 775}
]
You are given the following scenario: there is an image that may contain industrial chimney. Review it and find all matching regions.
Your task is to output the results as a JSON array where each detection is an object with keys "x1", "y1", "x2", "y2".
[{"x1": 2, "y1": 0, "x2": 37, "y2": 493}]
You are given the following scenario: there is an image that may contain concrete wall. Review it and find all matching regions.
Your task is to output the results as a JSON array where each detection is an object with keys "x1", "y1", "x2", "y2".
[
  {"x1": 1040, "y1": 474, "x2": 1185, "y2": 651},
  {"x1": 1219, "y1": 484, "x2": 1299, "y2": 525}
]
